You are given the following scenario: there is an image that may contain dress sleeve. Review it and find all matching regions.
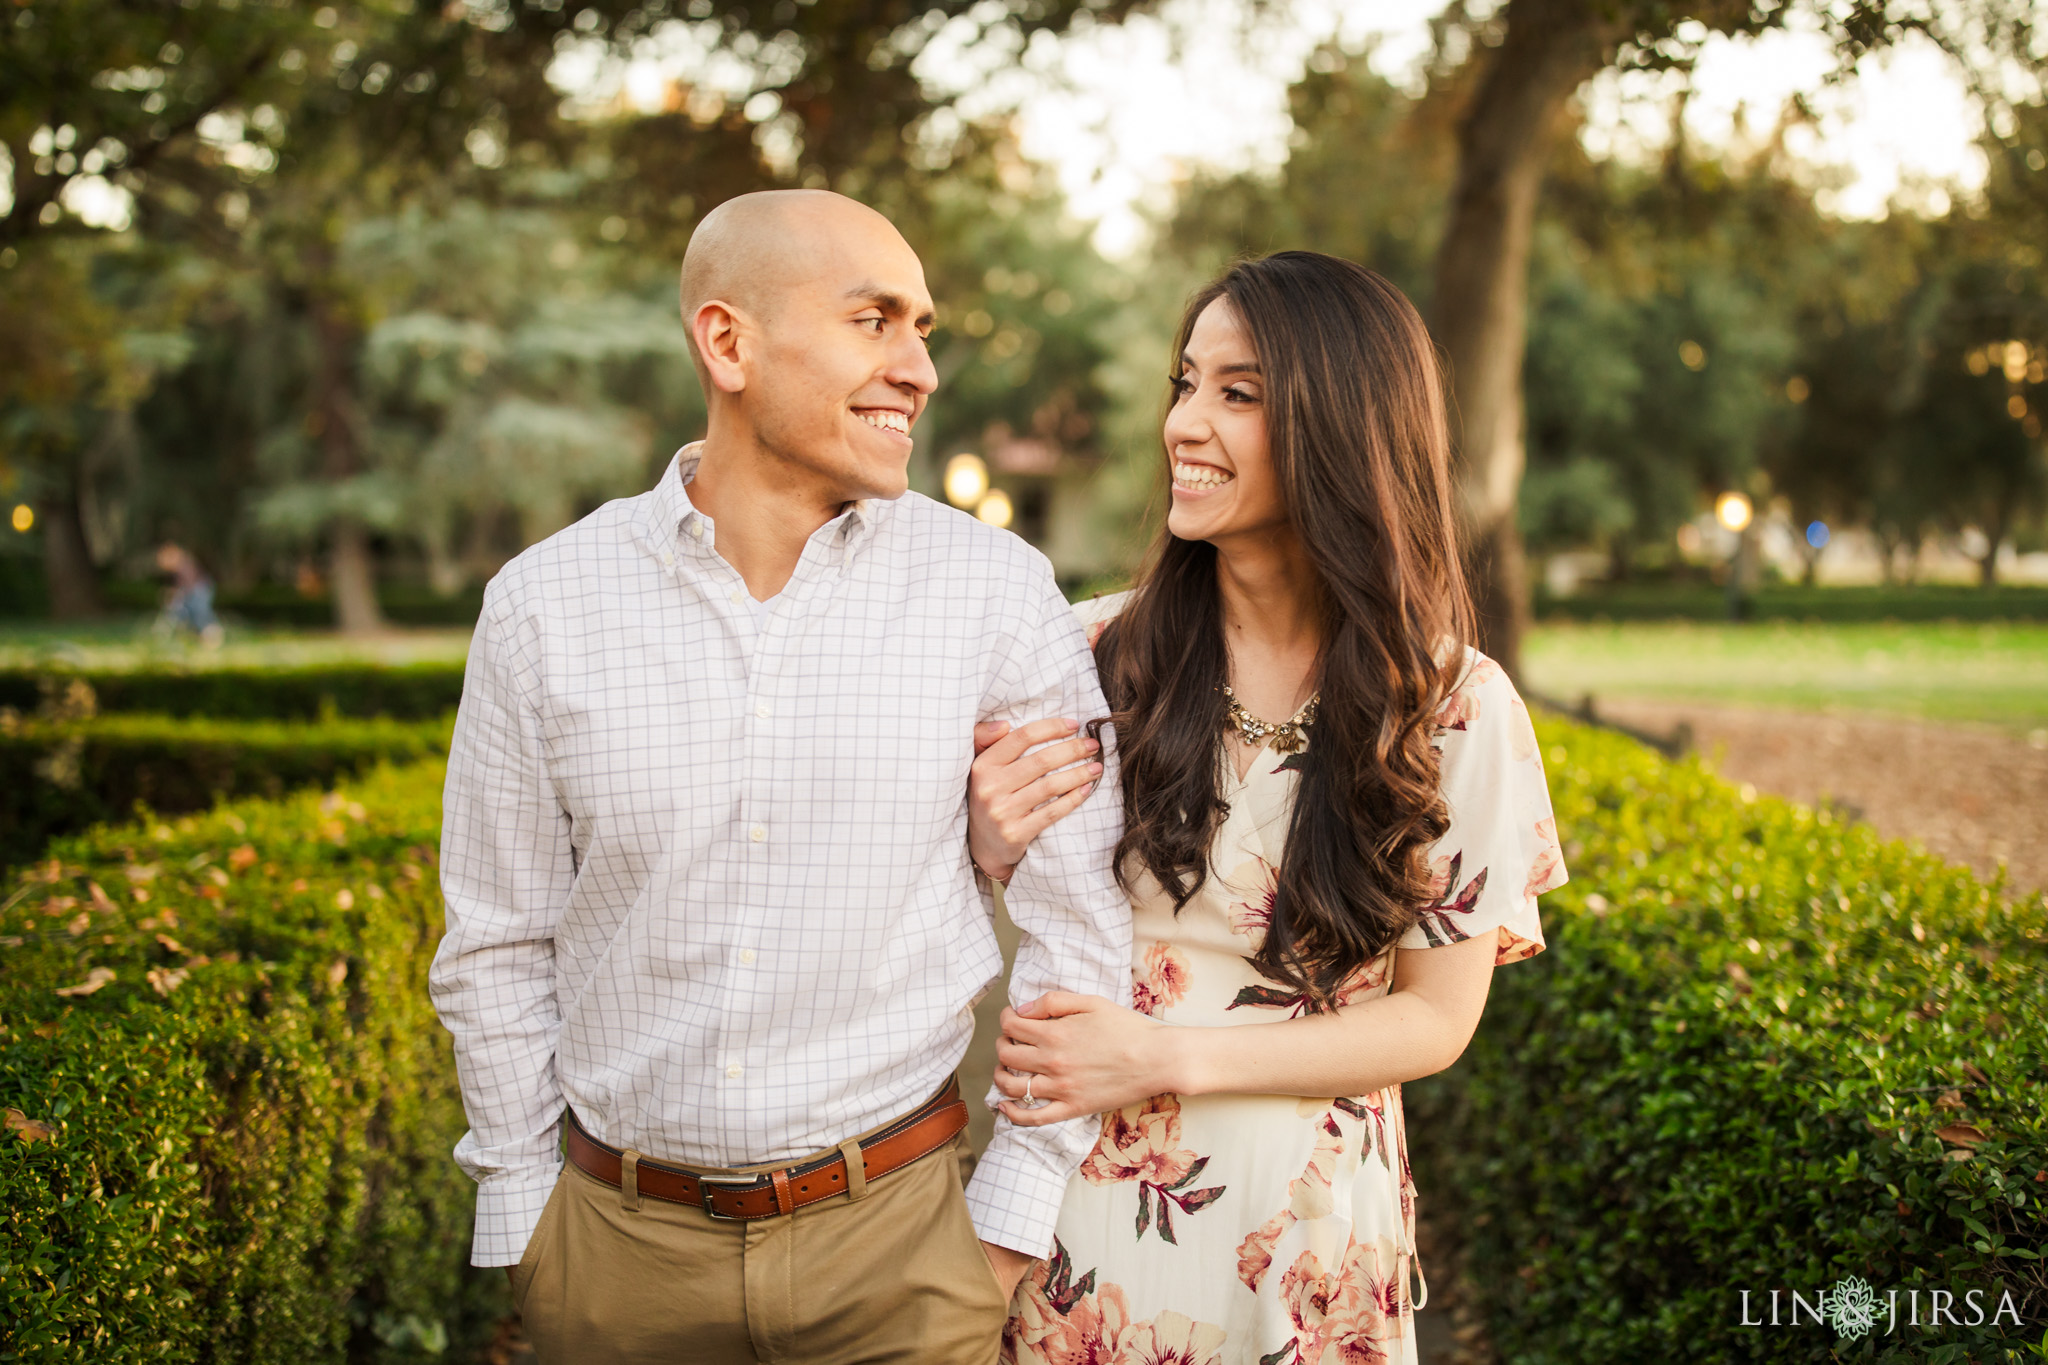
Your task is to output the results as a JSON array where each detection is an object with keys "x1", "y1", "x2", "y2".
[{"x1": 1398, "y1": 651, "x2": 1565, "y2": 966}]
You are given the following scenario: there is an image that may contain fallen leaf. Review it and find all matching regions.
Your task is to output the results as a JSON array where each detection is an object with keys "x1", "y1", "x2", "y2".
[
  {"x1": 334, "y1": 888, "x2": 355, "y2": 910},
  {"x1": 65, "y1": 914, "x2": 89, "y2": 937},
  {"x1": 1935, "y1": 1091, "x2": 1966, "y2": 1111},
  {"x1": 32, "y1": 1021, "x2": 59, "y2": 1038},
  {"x1": 88, "y1": 882, "x2": 116, "y2": 913},
  {"x1": 206, "y1": 866, "x2": 230, "y2": 887},
  {"x1": 155, "y1": 933, "x2": 188, "y2": 956},
  {"x1": 1935, "y1": 1123, "x2": 1988, "y2": 1148},
  {"x1": 0, "y1": 936, "x2": 22, "y2": 948},
  {"x1": 227, "y1": 844, "x2": 258, "y2": 871},
  {"x1": 147, "y1": 966, "x2": 189, "y2": 996},
  {"x1": 5, "y1": 1109, "x2": 57, "y2": 1144},
  {"x1": 1962, "y1": 1062, "x2": 1991, "y2": 1086},
  {"x1": 54, "y1": 967, "x2": 116, "y2": 998},
  {"x1": 326, "y1": 959, "x2": 349, "y2": 988}
]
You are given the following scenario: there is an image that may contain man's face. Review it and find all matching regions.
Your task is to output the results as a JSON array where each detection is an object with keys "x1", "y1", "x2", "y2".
[{"x1": 744, "y1": 219, "x2": 938, "y2": 503}]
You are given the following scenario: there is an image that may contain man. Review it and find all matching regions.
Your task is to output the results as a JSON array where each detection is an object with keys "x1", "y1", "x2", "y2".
[{"x1": 429, "y1": 190, "x2": 1130, "y2": 1363}]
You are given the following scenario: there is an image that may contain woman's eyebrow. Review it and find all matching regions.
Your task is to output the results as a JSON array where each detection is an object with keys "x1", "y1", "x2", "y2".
[{"x1": 1179, "y1": 353, "x2": 1261, "y2": 377}]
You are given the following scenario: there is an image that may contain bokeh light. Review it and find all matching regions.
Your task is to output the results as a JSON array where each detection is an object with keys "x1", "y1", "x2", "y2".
[
  {"x1": 944, "y1": 453, "x2": 989, "y2": 509},
  {"x1": 1806, "y1": 521, "x2": 1830, "y2": 549},
  {"x1": 974, "y1": 489, "x2": 1014, "y2": 529},
  {"x1": 10, "y1": 505, "x2": 32, "y2": 533},
  {"x1": 1714, "y1": 491, "x2": 1753, "y2": 533}
]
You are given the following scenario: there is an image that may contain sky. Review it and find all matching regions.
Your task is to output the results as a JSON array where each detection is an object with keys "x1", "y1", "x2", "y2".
[{"x1": 910, "y1": 0, "x2": 1992, "y2": 255}]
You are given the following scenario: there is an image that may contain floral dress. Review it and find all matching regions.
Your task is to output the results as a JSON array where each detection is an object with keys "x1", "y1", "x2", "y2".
[{"x1": 1003, "y1": 595, "x2": 1567, "y2": 1365}]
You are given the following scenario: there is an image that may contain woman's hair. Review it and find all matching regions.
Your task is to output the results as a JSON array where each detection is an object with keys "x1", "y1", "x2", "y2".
[{"x1": 1093, "y1": 251, "x2": 1474, "y2": 1009}]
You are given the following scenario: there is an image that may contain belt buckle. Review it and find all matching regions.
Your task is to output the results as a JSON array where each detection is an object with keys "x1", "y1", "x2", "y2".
[{"x1": 698, "y1": 1172, "x2": 767, "y2": 1221}]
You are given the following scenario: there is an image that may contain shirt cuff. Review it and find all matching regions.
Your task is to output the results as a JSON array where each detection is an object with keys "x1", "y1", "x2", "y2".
[
  {"x1": 963, "y1": 1129, "x2": 1079, "y2": 1259},
  {"x1": 467, "y1": 1164, "x2": 564, "y2": 1267}
]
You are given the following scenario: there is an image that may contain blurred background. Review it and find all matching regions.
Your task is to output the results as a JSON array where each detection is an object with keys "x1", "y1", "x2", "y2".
[{"x1": 4, "y1": 5, "x2": 2047, "y2": 1360}]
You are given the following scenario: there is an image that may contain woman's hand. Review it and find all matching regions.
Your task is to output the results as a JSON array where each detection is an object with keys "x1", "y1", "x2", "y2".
[
  {"x1": 968, "y1": 718, "x2": 1102, "y2": 883},
  {"x1": 991, "y1": 991, "x2": 1182, "y2": 1127}
]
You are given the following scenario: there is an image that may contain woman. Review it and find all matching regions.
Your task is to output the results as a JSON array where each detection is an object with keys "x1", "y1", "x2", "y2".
[{"x1": 966, "y1": 252, "x2": 1566, "y2": 1364}]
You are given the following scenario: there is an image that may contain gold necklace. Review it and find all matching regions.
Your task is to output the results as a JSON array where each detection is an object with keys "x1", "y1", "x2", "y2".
[{"x1": 1220, "y1": 683, "x2": 1319, "y2": 754}]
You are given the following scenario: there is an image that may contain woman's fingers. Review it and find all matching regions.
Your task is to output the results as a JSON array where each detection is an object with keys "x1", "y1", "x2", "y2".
[
  {"x1": 972, "y1": 720, "x2": 1010, "y2": 755},
  {"x1": 977, "y1": 717, "x2": 1076, "y2": 769},
  {"x1": 997, "y1": 1098, "x2": 1083, "y2": 1128}
]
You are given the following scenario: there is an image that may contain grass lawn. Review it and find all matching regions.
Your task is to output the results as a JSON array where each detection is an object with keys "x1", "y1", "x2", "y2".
[
  {"x1": 1524, "y1": 620, "x2": 2048, "y2": 733},
  {"x1": 0, "y1": 619, "x2": 474, "y2": 671}
]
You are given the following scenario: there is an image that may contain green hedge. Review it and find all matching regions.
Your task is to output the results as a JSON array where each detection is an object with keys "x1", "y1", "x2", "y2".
[
  {"x1": 1410, "y1": 718, "x2": 2047, "y2": 1363},
  {"x1": 0, "y1": 664, "x2": 466, "y2": 722},
  {"x1": 1534, "y1": 582, "x2": 2048, "y2": 623},
  {"x1": 0, "y1": 715, "x2": 452, "y2": 869},
  {"x1": 0, "y1": 759, "x2": 499, "y2": 1362}
]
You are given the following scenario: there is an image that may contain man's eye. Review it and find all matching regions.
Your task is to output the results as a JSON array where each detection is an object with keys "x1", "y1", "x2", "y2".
[{"x1": 859, "y1": 317, "x2": 885, "y2": 333}]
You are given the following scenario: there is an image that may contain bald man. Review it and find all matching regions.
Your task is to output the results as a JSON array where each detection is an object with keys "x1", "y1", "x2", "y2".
[{"x1": 430, "y1": 191, "x2": 1131, "y2": 1363}]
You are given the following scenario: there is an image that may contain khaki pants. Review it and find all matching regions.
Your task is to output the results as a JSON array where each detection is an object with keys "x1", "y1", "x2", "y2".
[{"x1": 511, "y1": 1134, "x2": 1008, "y2": 1364}]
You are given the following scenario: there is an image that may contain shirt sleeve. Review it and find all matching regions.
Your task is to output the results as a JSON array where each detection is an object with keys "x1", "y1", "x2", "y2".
[
  {"x1": 963, "y1": 566, "x2": 1134, "y2": 1258},
  {"x1": 428, "y1": 576, "x2": 578, "y2": 1267},
  {"x1": 1398, "y1": 651, "x2": 1565, "y2": 966}
]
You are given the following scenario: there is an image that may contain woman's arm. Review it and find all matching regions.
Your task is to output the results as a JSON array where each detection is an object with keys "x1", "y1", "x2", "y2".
[{"x1": 992, "y1": 931, "x2": 1498, "y2": 1126}]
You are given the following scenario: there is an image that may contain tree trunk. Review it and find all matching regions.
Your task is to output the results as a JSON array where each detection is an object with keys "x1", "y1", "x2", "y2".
[
  {"x1": 1431, "y1": 0, "x2": 1618, "y2": 677},
  {"x1": 41, "y1": 487, "x2": 103, "y2": 619},
  {"x1": 309, "y1": 293, "x2": 385, "y2": 634}
]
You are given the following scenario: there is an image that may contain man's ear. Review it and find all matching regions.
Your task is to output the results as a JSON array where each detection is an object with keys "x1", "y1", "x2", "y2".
[{"x1": 691, "y1": 300, "x2": 748, "y2": 395}]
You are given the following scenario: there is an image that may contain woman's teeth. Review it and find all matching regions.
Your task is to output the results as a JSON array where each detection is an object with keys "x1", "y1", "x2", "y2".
[
  {"x1": 1173, "y1": 461, "x2": 1234, "y2": 490},
  {"x1": 858, "y1": 410, "x2": 909, "y2": 435}
]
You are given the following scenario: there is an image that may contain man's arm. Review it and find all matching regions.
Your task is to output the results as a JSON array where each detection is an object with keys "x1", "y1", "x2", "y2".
[
  {"x1": 963, "y1": 565, "x2": 1133, "y2": 1264},
  {"x1": 428, "y1": 580, "x2": 578, "y2": 1268}
]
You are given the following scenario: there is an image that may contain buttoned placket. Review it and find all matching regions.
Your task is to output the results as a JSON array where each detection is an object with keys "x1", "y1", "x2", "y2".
[{"x1": 666, "y1": 498, "x2": 872, "y2": 1109}]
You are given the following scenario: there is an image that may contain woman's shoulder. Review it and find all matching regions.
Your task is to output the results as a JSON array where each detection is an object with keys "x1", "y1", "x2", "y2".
[{"x1": 1069, "y1": 588, "x2": 1134, "y2": 644}]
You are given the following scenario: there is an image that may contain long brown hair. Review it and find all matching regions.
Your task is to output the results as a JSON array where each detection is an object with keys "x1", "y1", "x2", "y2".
[{"x1": 1094, "y1": 251, "x2": 1473, "y2": 1008}]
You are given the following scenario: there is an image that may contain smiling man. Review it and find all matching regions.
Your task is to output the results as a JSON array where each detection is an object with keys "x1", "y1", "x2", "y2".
[{"x1": 428, "y1": 190, "x2": 1131, "y2": 1363}]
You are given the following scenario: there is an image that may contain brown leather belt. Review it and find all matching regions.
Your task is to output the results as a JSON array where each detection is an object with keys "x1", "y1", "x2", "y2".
[{"x1": 564, "y1": 1079, "x2": 967, "y2": 1221}]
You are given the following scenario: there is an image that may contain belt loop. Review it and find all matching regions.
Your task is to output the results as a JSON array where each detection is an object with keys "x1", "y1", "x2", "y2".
[
  {"x1": 839, "y1": 1139, "x2": 868, "y2": 1202},
  {"x1": 620, "y1": 1150, "x2": 642, "y2": 1212}
]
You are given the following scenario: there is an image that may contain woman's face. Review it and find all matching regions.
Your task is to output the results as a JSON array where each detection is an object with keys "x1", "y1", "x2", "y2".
[{"x1": 1163, "y1": 298, "x2": 1286, "y2": 546}]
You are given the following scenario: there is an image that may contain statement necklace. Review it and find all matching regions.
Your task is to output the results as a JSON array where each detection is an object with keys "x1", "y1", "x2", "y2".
[{"x1": 1220, "y1": 683, "x2": 1320, "y2": 754}]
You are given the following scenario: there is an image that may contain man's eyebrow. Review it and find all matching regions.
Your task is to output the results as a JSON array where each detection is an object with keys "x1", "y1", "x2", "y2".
[{"x1": 846, "y1": 284, "x2": 935, "y2": 328}]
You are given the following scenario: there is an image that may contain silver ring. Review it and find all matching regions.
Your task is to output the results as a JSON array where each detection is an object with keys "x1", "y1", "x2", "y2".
[{"x1": 1023, "y1": 1074, "x2": 1035, "y2": 1105}]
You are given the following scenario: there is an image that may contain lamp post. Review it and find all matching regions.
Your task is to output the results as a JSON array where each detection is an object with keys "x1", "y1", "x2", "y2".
[{"x1": 1715, "y1": 491, "x2": 1754, "y2": 621}]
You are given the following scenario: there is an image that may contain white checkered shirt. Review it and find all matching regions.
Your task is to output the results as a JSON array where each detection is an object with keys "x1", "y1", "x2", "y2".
[{"x1": 429, "y1": 445, "x2": 1132, "y2": 1267}]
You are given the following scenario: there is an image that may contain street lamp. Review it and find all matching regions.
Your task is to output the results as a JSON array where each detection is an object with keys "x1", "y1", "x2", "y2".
[
  {"x1": 944, "y1": 454, "x2": 989, "y2": 509},
  {"x1": 1716, "y1": 492, "x2": 1754, "y2": 620}
]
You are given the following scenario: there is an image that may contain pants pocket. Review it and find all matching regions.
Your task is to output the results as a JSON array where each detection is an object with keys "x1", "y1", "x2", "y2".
[{"x1": 510, "y1": 1171, "x2": 570, "y2": 1319}]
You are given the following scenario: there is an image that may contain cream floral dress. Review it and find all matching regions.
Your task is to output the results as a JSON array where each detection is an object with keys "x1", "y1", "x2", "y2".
[{"x1": 1003, "y1": 594, "x2": 1566, "y2": 1365}]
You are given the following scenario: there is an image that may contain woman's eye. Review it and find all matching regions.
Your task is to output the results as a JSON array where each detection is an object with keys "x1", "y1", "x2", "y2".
[
  {"x1": 1224, "y1": 387, "x2": 1258, "y2": 404},
  {"x1": 1168, "y1": 376, "x2": 1193, "y2": 398}
]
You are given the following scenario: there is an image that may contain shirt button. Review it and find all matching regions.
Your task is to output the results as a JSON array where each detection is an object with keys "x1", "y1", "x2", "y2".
[
  {"x1": 660, "y1": 550, "x2": 674, "y2": 567},
  {"x1": 749, "y1": 825, "x2": 767, "y2": 843},
  {"x1": 691, "y1": 522, "x2": 704, "y2": 540},
  {"x1": 755, "y1": 702, "x2": 772, "y2": 719},
  {"x1": 726, "y1": 1063, "x2": 743, "y2": 1079},
  {"x1": 729, "y1": 589, "x2": 745, "y2": 605},
  {"x1": 739, "y1": 948, "x2": 756, "y2": 965}
]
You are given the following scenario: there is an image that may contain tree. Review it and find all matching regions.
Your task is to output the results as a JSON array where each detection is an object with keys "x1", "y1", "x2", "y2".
[{"x1": 1429, "y1": 0, "x2": 2042, "y2": 673}]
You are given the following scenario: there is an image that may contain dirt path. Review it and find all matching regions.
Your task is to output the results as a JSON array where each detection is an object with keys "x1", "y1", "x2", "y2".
[{"x1": 1592, "y1": 699, "x2": 2048, "y2": 899}]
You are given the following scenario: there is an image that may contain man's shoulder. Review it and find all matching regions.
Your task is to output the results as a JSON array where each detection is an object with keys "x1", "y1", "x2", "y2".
[
  {"x1": 878, "y1": 490, "x2": 1053, "y2": 580},
  {"x1": 483, "y1": 492, "x2": 651, "y2": 613}
]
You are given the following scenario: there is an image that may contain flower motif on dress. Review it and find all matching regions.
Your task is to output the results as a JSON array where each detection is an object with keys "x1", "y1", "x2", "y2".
[
  {"x1": 1509, "y1": 696, "x2": 1538, "y2": 761},
  {"x1": 1266, "y1": 1237, "x2": 1403, "y2": 1365},
  {"x1": 1081, "y1": 1095, "x2": 1229, "y2": 1244},
  {"x1": 1081, "y1": 1095, "x2": 1197, "y2": 1189},
  {"x1": 1494, "y1": 926, "x2": 1543, "y2": 964},
  {"x1": 1412, "y1": 850, "x2": 1487, "y2": 948},
  {"x1": 1235, "y1": 1111, "x2": 1345, "y2": 1291},
  {"x1": 1431, "y1": 656, "x2": 1499, "y2": 734},
  {"x1": 1131, "y1": 941, "x2": 1192, "y2": 1018},
  {"x1": 1225, "y1": 856, "x2": 1279, "y2": 946},
  {"x1": 1523, "y1": 817, "x2": 1565, "y2": 900},
  {"x1": 1005, "y1": 1239, "x2": 1228, "y2": 1365},
  {"x1": 1333, "y1": 1090, "x2": 1391, "y2": 1171}
]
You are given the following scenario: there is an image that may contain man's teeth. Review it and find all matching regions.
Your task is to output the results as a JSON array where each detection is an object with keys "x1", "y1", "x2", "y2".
[
  {"x1": 1173, "y1": 461, "x2": 1234, "y2": 489},
  {"x1": 858, "y1": 410, "x2": 909, "y2": 435}
]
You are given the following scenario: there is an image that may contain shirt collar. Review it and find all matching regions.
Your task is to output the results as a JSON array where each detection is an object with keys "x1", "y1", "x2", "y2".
[{"x1": 650, "y1": 443, "x2": 884, "y2": 568}]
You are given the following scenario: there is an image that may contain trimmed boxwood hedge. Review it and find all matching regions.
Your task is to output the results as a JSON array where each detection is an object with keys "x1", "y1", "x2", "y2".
[
  {"x1": 0, "y1": 664, "x2": 466, "y2": 722},
  {"x1": 1410, "y1": 718, "x2": 2047, "y2": 1363},
  {"x1": 0, "y1": 714, "x2": 452, "y2": 868},
  {"x1": 0, "y1": 759, "x2": 497, "y2": 1363}
]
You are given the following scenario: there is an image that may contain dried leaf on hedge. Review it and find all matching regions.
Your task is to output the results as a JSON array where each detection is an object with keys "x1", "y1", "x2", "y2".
[
  {"x1": 1935, "y1": 1090, "x2": 1966, "y2": 1111},
  {"x1": 228, "y1": 844, "x2": 258, "y2": 871},
  {"x1": 88, "y1": 882, "x2": 116, "y2": 912},
  {"x1": 156, "y1": 933, "x2": 189, "y2": 955},
  {"x1": 1934, "y1": 1122, "x2": 1989, "y2": 1148},
  {"x1": 327, "y1": 959, "x2": 349, "y2": 988},
  {"x1": 54, "y1": 967, "x2": 115, "y2": 997},
  {"x1": 5, "y1": 1108, "x2": 57, "y2": 1144},
  {"x1": 147, "y1": 966, "x2": 189, "y2": 996}
]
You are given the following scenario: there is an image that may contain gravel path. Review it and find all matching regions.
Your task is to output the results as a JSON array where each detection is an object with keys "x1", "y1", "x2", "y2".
[{"x1": 1591, "y1": 699, "x2": 2048, "y2": 899}]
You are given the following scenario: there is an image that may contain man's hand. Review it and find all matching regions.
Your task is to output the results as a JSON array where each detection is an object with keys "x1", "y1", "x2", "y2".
[{"x1": 980, "y1": 1240, "x2": 1036, "y2": 1301}]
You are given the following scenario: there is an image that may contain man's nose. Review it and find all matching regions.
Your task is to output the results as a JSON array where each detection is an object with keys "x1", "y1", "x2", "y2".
[{"x1": 886, "y1": 331, "x2": 939, "y2": 396}]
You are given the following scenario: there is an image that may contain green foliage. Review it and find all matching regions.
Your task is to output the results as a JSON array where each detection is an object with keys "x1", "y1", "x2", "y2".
[
  {"x1": 0, "y1": 713, "x2": 451, "y2": 868},
  {"x1": 0, "y1": 665, "x2": 465, "y2": 720},
  {"x1": 1410, "y1": 718, "x2": 2047, "y2": 1363},
  {"x1": 0, "y1": 760, "x2": 500, "y2": 1362},
  {"x1": 1534, "y1": 583, "x2": 2048, "y2": 624}
]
